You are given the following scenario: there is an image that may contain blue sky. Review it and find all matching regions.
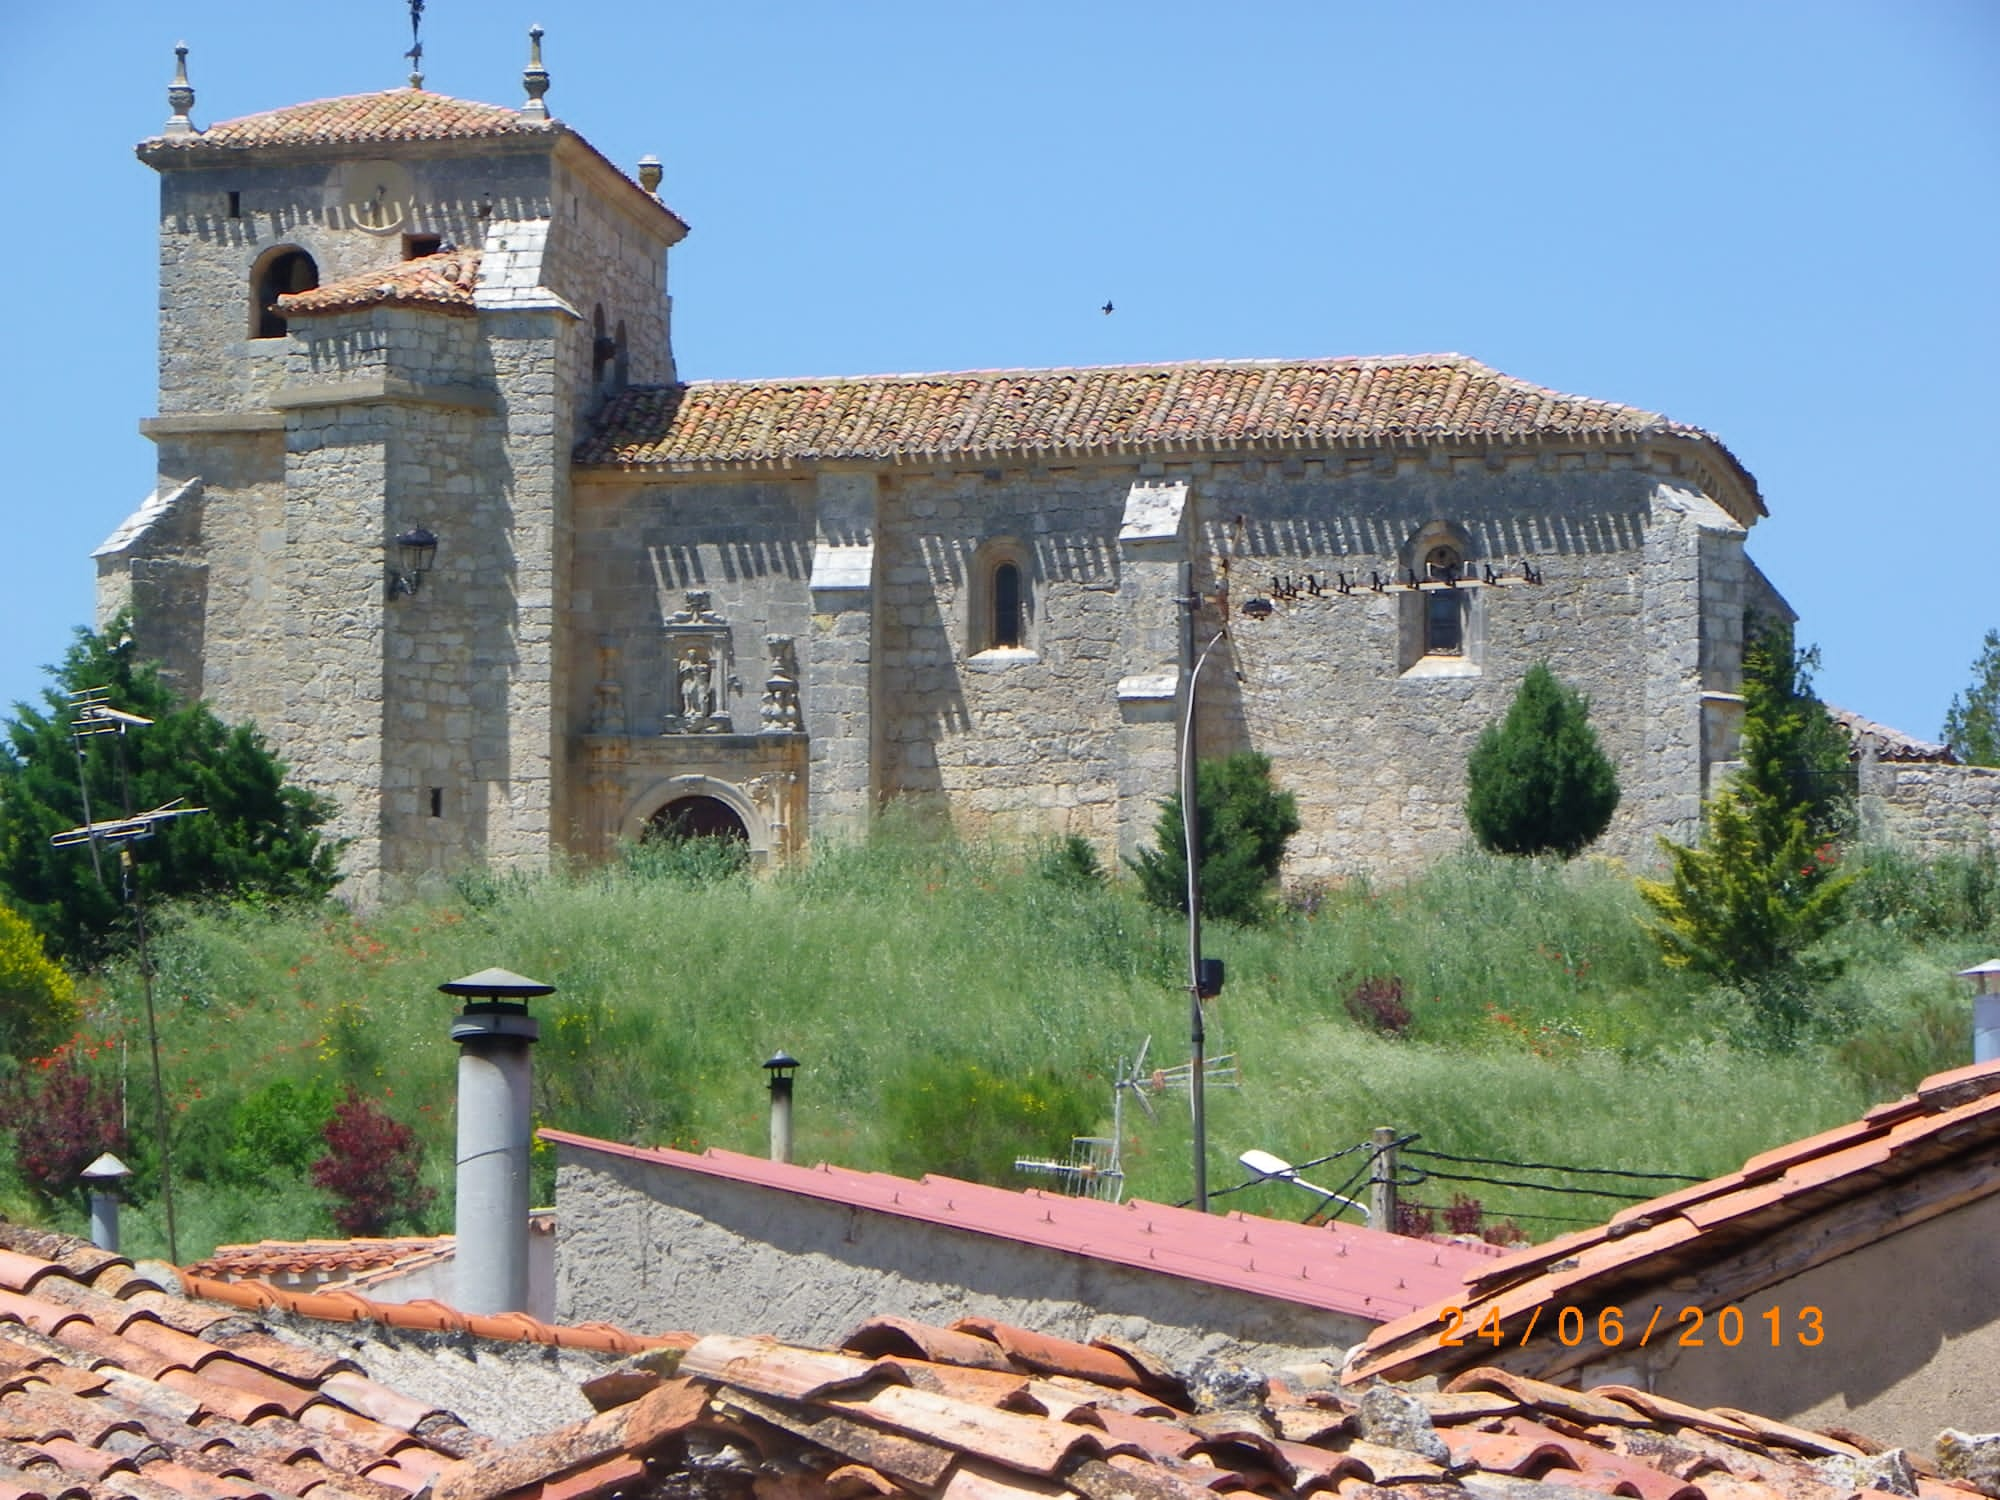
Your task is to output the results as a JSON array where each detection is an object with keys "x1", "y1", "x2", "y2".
[{"x1": 7, "y1": 2, "x2": 1997, "y2": 745}]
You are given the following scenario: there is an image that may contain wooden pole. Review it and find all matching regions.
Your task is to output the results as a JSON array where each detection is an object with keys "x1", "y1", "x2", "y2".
[{"x1": 1370, "y1": 1125, "x2": 1398, "y2": 1231}]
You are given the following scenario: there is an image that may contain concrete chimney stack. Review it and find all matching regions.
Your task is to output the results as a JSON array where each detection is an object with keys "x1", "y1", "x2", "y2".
[
  {"x1": 1960, "y1": 961, "x2": 2000, "y2": 1064},
  {"x1": 441, "y1": 968, "x2": 552, "y2": 1314},
  {"x1": 80, "y1": 1153, "x2": 132, "y2": 1252}
]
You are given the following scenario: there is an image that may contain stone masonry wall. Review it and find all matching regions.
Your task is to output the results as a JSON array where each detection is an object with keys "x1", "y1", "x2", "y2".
[
  {"x1": 1860, "y1": 760, "x2": 2000, "y2": 855},
  {"x1": 555, "y1": 1149, "x2": 1375, "y2": 1373},
  {"x1": 153, "y1": 146, "x2": 554, "y2": 418},
  {"x1": 542, "y1": 154, "x2": 679, "y2": 417},
  {"x1": 567, "y1": 447, "x2": 1760, "y2": 884}
]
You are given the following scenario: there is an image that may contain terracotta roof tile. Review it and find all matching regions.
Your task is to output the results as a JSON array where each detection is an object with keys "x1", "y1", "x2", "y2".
[
  {"x1": 141, "y1": 90, "x2": 545, "y2": 153},
  {"x1": 574, "y1": 355, "x2": 1761, "y2": 511},
  {"x1": 1351, "y1": 1058, "x2": 2000, "y2": 1384},
  {"x1": 0, "y1": 1225, "x2": 495, "y2": 1499},
  {"x1": 178, "y1": 1275, "x2": 679, "y2": 1358},
  {"x1": 436, "y1": 1320, "x2": 1977, "y2": 1500},
  {"x1": 186, "y1": 1241, "x2": 445, "y2": 1285},
  {"x1": 276, "y1": 251, "x2": 480, "y2": 319}
]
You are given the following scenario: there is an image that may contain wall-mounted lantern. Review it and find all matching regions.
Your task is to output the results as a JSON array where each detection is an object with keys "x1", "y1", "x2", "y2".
[{"x1": 389, "y1": 528, "x2": 439, "y2": 597}]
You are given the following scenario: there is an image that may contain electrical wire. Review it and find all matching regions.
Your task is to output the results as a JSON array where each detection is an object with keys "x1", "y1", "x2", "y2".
[
  {"x1": 1404, "y1": 1147, "x2": 1702, "y2": 1183},
  {"x1": 1401, "y1": 1165, "x2": 1653, "y2": 1201}
]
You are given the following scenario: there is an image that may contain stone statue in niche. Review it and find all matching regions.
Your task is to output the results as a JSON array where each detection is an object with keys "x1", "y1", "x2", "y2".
[
  {"x1": 662, "y1": 590, "x2": 735, "y2": 734},
  {"x1": 678, "y1": 646, "x2": 716, "y2": 721},
  {"x1": 760, "y1": 635, "x2": 803, "y2": 732}
]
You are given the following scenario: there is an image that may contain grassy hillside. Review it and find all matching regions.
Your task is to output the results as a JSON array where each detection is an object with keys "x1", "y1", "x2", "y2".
[{"x1": 4, "y1": 829, "x2": 1993, "y2": 1260}]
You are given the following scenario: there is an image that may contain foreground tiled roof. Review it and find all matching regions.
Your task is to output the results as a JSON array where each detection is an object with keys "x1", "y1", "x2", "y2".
[
  {"x1": 1353, "y1": 1059, "x2": 2000, "y2": 1384},
  {"x1": 141, "y1": 90, "x2": 547, "y2": 152},
  {"x1": 0, "y1": 1224, "x2": 494, "y2": 1497},
  {"x1": 1830, "y1": 705, "x2": 1958, "y2": 764},
  {"x1": 576, "y1": 355, "x2": 1756, "y2": 492},
  {"x1": 433, "y1": 1318, "x2": 1985, "y2": 1500},
  {"x1": 541, "y1": 1132, "x2": 1488, "y2": 1324},
  {"x1": 278, "y1": 249, "x2": 482, "y2": 317}
]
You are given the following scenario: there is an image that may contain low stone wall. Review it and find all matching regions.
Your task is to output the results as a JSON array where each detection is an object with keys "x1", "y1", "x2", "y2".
[
  {"x1": 552, "y1": 1146, "x2": 1376, "y2": 1371},
  {"x1": 1859, "y1": 760, "x2": 2000, "y2": 856}
]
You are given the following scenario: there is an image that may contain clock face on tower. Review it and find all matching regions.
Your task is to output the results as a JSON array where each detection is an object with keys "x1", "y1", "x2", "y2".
[{"x1": 341, "y1": 159, "x2": 417, "y2": 236}]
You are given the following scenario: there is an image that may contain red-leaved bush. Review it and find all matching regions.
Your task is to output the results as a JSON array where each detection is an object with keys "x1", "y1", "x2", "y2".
[
  {"x1": 5, "y1": 1052, "x2": 125, "y2": 1205},
  {"x1": 310, "y1": 1085, "x2": 434, "y2": 1235}
]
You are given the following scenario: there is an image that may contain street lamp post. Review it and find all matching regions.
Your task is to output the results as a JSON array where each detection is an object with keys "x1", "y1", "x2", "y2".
[{"x1": 1180, "y1": 560, "x2": 1232, "y2": 1212}]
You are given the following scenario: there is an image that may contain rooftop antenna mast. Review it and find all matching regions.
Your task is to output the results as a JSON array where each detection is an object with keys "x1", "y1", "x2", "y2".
[
  {"x1": 405, "y1": 0, "x2": 425, "y2": 88},
  {"x1": 1013, "y1": 1038, "x2": 1161, "y2": 1204},
  {"x1": 52, "y1": 693, "x2": 207, "y2": 1266}
]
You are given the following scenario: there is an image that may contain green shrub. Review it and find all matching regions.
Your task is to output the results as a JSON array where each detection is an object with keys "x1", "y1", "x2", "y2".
[
  {"x1": 1035, "y1": 835, "x2": 1107, "y2": 890},
  {"x1": 1637, "y1": 786, "x2": 1853, "y2": 1026},
  {"x1": 620, "y1": 833, "x2": 753, "y2": 886},
  {"x1": 882, "y1": 1055, "x2": 1098, "y2": 1187},
  {"x1": 1465, "y1": 664, "x2": 1619, "y2": 858},
  {"x1": 0, "y1": 900, "x2": 77, "y2": 1064},
  {"x1": 1130, "y1": 752, "x2": 1300, "y2": 924}
]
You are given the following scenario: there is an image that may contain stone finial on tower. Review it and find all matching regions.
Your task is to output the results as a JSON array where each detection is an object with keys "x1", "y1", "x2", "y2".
[
  {"x1": 637, "y1": 155, "x2": 663, "y2": 196},
  {"x1": 164, "y1": 42, "x2": 198, "y2": 136},
  {"x1": 520, "y1": 24, "x2": 551, "y2": 120}
]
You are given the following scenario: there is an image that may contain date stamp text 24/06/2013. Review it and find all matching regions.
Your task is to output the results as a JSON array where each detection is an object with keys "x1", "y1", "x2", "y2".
[{"x1": 1436, "y1": 1304, "x2": 1824, "y2": 1352}]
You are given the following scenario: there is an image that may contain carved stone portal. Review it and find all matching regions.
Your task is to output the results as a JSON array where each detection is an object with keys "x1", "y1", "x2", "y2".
[{"x1": 662, "y1": 590, "x2": 736, "y2": 734}]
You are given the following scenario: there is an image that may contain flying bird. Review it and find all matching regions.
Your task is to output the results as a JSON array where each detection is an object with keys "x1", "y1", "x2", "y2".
[{"x1": 1101, "y1": 300, "x2": 1114, "y2": 315}]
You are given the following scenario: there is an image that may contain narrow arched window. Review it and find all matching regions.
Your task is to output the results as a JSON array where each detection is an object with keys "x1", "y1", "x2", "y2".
[
  {"x1": 1424, "y1": 545, "x2": 1464, "y2": 656},
  {"x1": 252, "y1": 248, "x2": 318, "y2": 339},
  {"x1": 992, "y1": 561, "x2": 1023, "y2": 649}
]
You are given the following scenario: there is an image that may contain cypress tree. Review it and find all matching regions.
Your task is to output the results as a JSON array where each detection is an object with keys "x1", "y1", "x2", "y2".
[{"x1": 1465, "y1": 663, "x2": 1620, "y2": 858}]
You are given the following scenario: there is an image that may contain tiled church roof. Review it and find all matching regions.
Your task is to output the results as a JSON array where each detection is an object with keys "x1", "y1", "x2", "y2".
[
  {"x1": 278, "y1": 249, "x2": 482, "y2": 317},
  {"x1": 140, "y1": 90, "x2": 548, "y2": 152},
  {"x1": 577, "y1": 354, "x2": 1753, "y2": 488}
]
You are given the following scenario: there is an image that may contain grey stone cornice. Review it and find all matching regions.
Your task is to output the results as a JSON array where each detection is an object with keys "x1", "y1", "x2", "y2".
[
  {"x1": 140, "y1": 412, "x2": 286, "y2": 437},
  {"x1": 272, "y1": 375, "x2": 498, "y2": 413}
]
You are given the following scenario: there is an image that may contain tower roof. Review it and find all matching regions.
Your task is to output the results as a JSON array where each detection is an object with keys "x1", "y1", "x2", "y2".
[{"x1": 138, "y1": 87, "x2": 548, "y2": 153}]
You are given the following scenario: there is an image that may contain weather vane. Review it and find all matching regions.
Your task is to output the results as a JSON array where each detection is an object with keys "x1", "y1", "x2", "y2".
[{"x1": 406, "y1": 0, "x2": 425, "y2": 88}]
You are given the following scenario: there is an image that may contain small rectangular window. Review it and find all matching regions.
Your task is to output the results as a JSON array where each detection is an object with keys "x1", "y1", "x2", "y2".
[
  {"x1": 226, "y1": 190, "x2": 241, "y2": 219},
  {"x1": 403, "y1": 233, "x2": 443, "y2": 260},
  {"x1": 429, "y1": 787, "x2": 444, "y2": 818},
  {"x1": 1426, "y1": 589, "x2": 1462, "y2": 655}
]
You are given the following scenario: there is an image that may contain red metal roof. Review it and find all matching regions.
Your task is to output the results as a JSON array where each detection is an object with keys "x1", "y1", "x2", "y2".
[
  {"x1": 539, "y1": 1130, "x2": 1487, "y2": 1323},
  {"x1": 1351, "y1": 1058, "x2": 2000, "y2": 1383}
]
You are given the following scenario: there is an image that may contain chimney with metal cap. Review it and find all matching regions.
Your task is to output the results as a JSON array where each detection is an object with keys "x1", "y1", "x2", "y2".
[
  {"x1": 80, "y1": 1153, "x2": 133, "y2": 1252},
  {"x1": 441, "y1": 967, "x2": 552, "y2": 1314},
  {"x1": 1960, "y1": 961, "x2": 2000, "y2": 1064},
  {"x1": 763, "y1": 1051, "x2": 798, "y2": 1164}
]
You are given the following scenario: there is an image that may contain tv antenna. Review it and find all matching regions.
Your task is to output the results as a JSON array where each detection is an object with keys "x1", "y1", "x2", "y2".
[
  {"x1": 51, "y1": 689, "x2": 208, "y2": 1265},
  {"x1": 1013, "y1": 1037, "x2": 1158, "y2": 1203},
  {"x1": 1013, "y1": 1135, "x2": 1123, "y2": 1202}
]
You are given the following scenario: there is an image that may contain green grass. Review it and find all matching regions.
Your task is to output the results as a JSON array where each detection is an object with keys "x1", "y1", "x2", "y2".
[{"x1": 5, "y1": 830, "x2": 1990, "y2": 1260}]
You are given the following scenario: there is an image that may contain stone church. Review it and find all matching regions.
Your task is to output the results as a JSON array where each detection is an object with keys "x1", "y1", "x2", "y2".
[{"x1": 98, "y1": 37, "x2": 1791, "y2": 905}]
